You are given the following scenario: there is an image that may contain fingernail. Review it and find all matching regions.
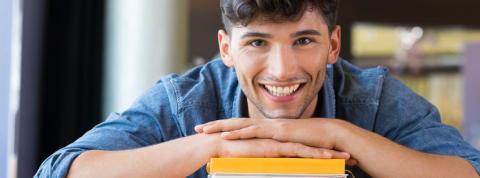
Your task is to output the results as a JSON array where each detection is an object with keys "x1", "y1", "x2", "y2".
[{"x1": 194, "y1": 125, "x2": 202, "y2": 132}]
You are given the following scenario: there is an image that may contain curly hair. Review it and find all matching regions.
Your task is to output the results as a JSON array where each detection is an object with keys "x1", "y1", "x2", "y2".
[{"x1": 220, "y1": 0, "x2": 339, "y2": 34}]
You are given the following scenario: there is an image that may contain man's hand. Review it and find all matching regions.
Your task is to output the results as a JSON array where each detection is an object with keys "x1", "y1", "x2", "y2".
[
  {"x1": 197, "y1": 119, "x2": 358, "y2": 165},
  {"x1": 210, "y1": 133, "x2": 351, "y2": 160},
  {"x1": 196, "y1": 118, "x2": 341, "y2": 149}
]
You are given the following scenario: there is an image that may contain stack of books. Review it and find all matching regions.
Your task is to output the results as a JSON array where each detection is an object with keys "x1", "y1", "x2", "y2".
[{"x1": 207, "y1": 158, "x2": 347, "y2": 178}]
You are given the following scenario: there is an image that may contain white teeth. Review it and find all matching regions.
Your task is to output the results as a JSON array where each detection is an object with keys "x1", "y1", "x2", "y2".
[{"x1": 264, "y1": 84, "x2": 300, "y2": 96}]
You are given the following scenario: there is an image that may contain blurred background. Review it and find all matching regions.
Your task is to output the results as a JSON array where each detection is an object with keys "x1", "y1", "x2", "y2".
[{"x1": 1, "y1": 0, "x2": 480, "y2": 177}]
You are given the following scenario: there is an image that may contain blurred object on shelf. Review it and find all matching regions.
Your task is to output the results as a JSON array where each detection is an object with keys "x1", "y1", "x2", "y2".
[
  {"x1": 393, "y1": 26, "x2": 425, "y2": 74},
  {"x1": 463, "y1": 43, "x2": 480, "y2": 149}
]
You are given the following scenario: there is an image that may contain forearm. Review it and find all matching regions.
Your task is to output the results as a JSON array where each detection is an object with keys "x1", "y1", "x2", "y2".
[
  {"x1": 335, "y1": 120, "x2": 479, "y2": 178},
  {"x1": 67, "y1": 133, "x2": 218, "y2": 178}
]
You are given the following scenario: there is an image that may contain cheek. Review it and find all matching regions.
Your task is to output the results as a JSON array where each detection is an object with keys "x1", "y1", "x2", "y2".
[
  {"x1": 232, "y1": 60, "x2": 258, "y2": 89},
  {"x1": 236, "y1": 49, "x2": 267, "y2": 67},
  {"x1": 298, "y1": 54, "x2": 328, "y2": 86},
  {"x1": 299, "y1": 55, "x2": 328, "y2": 73},
  {"x1": 232, "y1": 50, "x2": 267, "y2": 79},
  {"x1": 235, "y1": 69, "x2": 260, "y2": 100}
]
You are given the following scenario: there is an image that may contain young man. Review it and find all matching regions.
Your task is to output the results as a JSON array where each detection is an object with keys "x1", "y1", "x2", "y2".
[{"x1": 36, "y1": 0, "x2": 480, "y2": 177}]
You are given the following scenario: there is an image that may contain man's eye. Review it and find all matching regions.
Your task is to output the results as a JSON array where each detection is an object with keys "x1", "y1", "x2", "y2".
[
  {"x1": 249, "y1": 40, "x2": 265, "y2": 47},
  {"x1": 295, "y1": 38, "x2": 312, "y2": 45}
]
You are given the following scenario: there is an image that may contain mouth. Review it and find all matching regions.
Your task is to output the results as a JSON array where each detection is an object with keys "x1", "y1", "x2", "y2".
[{"x1": 260, "y1": 83, "x2": 306, "y2": 97}]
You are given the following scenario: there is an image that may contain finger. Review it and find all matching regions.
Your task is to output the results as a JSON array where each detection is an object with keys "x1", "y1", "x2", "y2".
[
  {"x1": 194, "y1": 121, "x2": 217, "y2": 133},
  {"x1": 278, "y1": 142, "x2": 333, "y2": 159},
  {"x1": 221, "y1": 125, "x2": 273, "y2": 140},
  {"x1": 194, "y1": 119, "x2": 236, "y2": 133},
  {"x1": 202, "y1": 118, "x2": 254, "y2": 134},
  {"x1": 288, "y1": 144, "x2": 352, "y2": 160},
  {"x1": 276, "y1": 142, "x2": 306, "y2": 158},
  {"x1": 194, "y1": 125, "x2": 203, "y2": 133},
  {"x1": 329, "y1": 151, "x2": 350, "y2": 160},
  {"x1": 346, "y1": 158, "x2": 358, "y2": 166}
]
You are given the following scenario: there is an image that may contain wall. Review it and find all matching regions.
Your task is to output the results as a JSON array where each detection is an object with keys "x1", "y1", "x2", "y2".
[
  {"x1": 463, "y1": 43, "x2": 480, "y2": 149},
  {"x1": 0, "y1": 0, "x2": 13, "y2": 176},
  {"x1": 103, "y1": 0, "x2": 189, "y2": 117}
]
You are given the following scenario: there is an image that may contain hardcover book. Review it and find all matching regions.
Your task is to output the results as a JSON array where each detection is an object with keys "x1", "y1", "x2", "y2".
[{"x1": 207, "y1": 158, "x2": 347, "y2": 178}]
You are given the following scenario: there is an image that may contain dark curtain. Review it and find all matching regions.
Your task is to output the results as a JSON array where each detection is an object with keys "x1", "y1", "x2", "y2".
[{"x1": 17, "y1": 0, "x2": 105, "y2": 177}]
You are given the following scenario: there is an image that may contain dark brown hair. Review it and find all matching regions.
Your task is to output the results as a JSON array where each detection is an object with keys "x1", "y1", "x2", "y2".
[{"x1": 220, "y1": 0, "x2": 339, "y2": 34}]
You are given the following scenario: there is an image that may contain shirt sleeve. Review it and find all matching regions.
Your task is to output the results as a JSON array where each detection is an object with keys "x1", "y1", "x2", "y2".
[
  {"x1": 34, "y1": 81, "x2": 181, "y2": 178},
  {"x1": 374, "y1": 73, "x2": 480, "y2": 175}
]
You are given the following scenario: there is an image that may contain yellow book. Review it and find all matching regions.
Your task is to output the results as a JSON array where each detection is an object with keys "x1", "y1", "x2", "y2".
[{"x1": 207, "y1": 158, "x2": 346, "y2": 178}]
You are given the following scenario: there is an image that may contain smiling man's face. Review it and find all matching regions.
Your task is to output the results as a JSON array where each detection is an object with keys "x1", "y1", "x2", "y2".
[{"x1": 219, "y1": 10, "x2": 341, "y2": 119}]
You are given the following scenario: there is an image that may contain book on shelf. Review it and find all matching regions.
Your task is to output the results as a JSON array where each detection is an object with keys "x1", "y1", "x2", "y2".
[{"x1": 207, "y1": 158, "x2": 347, "y2": 178}]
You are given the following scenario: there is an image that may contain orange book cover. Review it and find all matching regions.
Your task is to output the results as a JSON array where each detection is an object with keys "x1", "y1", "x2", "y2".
[{"x1": 207, "y1": 158, "x2": 345, "y2": 175}]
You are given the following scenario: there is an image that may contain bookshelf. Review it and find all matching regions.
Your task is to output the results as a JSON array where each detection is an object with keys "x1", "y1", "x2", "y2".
[{"x1": 352, "y1": 23, "x2": 480, "y2": 131}]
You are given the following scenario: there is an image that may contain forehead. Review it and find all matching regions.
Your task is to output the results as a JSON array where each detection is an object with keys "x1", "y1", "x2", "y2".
[{"x1": 231, "y1": 10, "x2": 328, "y2": 36}]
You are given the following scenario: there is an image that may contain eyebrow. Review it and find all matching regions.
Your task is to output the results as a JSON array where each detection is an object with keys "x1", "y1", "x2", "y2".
[
  {"x1": 239, "y1": 29, "x2": 322, "y2": 39},
  {"x1": 240, "y1": 32, "x2": 272, "y2": 39},
  {"x1": 291, "y1": 29, "x2": 321, "y2": 37}
]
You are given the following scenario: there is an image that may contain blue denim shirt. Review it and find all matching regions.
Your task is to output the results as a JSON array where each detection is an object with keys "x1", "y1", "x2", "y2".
[{"x1": 35, "y1": 58, "x2": 480, "y2": 177}]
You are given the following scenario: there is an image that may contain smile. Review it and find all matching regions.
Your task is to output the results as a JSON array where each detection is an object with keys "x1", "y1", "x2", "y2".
[{"x1": 262, "y1": 84, "x2": 302, "y2": 96}]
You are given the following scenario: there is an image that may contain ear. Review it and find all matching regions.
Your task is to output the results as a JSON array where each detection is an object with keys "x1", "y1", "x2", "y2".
[
  {"x1": 218, "y1": 29, "x2": 234, "y2": 67},
  {"x1": 327, "y1": 25, "x2": 341, "y2": 64}
]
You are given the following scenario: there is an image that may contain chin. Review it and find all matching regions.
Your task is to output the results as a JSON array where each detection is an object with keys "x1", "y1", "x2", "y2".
[{"x1": 261, "y1": 110, "x2": 302, "y2": 119}]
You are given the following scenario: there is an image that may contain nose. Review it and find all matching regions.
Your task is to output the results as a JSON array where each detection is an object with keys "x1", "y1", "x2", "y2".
[{"x1": 267, "y1": 45, "x2": 296, "y2": 81}]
